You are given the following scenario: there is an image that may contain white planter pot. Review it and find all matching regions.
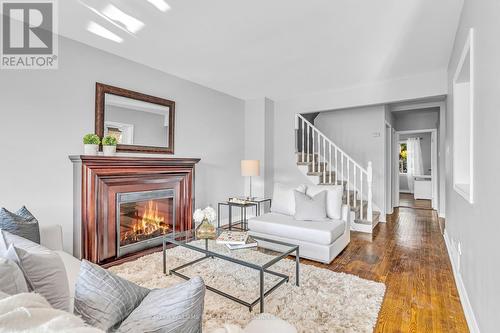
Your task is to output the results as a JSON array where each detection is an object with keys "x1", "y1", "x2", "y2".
[
  {"x1": 83, "y1": 144, "x2": 99, "y2": 155},
  {"x1": 103, "y1": 145, "x2": 116, "y2": 156}
]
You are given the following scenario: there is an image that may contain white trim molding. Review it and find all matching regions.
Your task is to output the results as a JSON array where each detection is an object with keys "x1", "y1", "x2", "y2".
[
  {"x1": 452, "y1": 28, "x2": 474, "y2": 204},
  {"x1": 443, "y1": 230, "x2": 480, "y2": 333}
]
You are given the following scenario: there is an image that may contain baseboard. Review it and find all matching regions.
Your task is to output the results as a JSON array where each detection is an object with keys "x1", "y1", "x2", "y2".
[
  {"x1": 399, "y1": 190, "x2": 412, "y2": 194},
  {"x1": 443, "y1": 230, "x2": 481, "y2": 333}
]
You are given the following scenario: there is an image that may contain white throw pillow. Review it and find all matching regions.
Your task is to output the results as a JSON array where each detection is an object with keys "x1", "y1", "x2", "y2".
[
  {"x1": 271, "y1": 183, "x2": 307, "y2": 216},
  {"x1": 294, "y1": 190, "x2": 328, "y2": 221},
  {"x1": 0, "y1": 257, "x2": 29, "y2": 295},
  {"x1": 0, "y1": 230, "x2": 70, "y2": 311},
  {"x1": 306, "y1": 184, "x2": 343, "y2": 219}
]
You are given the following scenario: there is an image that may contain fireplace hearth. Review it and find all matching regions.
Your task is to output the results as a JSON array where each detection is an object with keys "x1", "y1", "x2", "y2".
[{"x1": 70, "y1": 155, "x2": 199, "y2": 266}]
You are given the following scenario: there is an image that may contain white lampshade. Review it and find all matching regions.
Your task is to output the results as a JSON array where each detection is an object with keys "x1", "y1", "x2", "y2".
[{"x1": 241, "y1": 160, "x2": 260, "y2": 177}]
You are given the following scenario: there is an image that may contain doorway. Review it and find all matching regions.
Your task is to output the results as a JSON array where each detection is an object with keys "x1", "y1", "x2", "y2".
[{"x1": 395, "y1": 129, "x2": 437, "y2": 210}]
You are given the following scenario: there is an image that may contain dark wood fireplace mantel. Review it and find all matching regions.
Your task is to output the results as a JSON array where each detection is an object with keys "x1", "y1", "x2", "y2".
[{"x1": 70, "y1": 155, "x2": 200, "y2": 266}]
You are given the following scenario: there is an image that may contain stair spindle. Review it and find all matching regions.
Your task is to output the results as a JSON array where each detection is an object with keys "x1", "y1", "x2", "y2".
[
  {"x1": 360, "y1": 173, "x2": 364, "y2": 220},
  {"x1": 329, "y1": 145, "x2": 332, "y2": 183},
  {"x1": 301, "y1": 118, "x2": 305, "y2": 163}
]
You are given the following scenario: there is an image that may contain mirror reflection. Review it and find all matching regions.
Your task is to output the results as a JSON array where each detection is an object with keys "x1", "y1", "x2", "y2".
[{"x1": 104, "y1": 93, "x2": 171, "y2": 148}]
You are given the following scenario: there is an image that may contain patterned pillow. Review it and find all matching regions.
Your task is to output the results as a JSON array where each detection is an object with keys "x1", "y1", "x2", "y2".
[
  {"x1": 74, "y1": 260, "x2": 150, "y2": 331},
  {"x1": 0, "y1": 206, "x2": 40, "y2": 243},
  {"x1": 116, "y1": 276, "x2": 205, "y2": 333}
]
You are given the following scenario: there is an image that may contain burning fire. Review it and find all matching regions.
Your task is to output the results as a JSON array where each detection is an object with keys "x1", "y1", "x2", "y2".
[{"x1": 121, "y1": 200, "x2": 169, "y2": 244}]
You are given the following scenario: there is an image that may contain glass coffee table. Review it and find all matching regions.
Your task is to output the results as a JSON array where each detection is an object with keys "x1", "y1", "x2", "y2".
[{"x1": 163, "y1": 228, "x2": 299, "y2": 313}]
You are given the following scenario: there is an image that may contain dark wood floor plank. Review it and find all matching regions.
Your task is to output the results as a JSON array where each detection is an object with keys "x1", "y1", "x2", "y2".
[{"x1": 299, "y1": 206, "x2": 469, "y2": 332}]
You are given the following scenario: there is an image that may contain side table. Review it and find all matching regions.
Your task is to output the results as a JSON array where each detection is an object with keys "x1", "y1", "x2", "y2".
[{"x1": 217, "y1": 198, "x2": 271, "y2": 231}]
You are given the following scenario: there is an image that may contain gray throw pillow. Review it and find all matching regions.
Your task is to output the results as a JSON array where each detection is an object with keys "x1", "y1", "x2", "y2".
[
  {"x1": 4, "y1": 242, "x2": 70, "y2": 311},
  {"x1": 0, "y1": 257, "x2": 29, "y2": 295},
  {"x1": 74, "y1": 260, "x2": 150, "y2": 331},
  {"x1": 116, "y1": 277, "x2": 205, "y2": 333},
  {"x1": 0, "y1": 206, "x2": 40, "y2": 243},
  {"x1": 294, "y1": 190, "x2": 328, "y2": 221}
]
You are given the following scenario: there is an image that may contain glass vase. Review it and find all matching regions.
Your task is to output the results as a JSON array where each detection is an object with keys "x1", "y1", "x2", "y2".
[{"x1": 196, "y1": 218, "x2": 216, "y2": 239}]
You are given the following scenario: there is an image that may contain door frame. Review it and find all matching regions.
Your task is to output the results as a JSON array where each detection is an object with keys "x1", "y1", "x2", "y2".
[{"x1": 395, "y1": 128, "x2": 438, "y2": 210}]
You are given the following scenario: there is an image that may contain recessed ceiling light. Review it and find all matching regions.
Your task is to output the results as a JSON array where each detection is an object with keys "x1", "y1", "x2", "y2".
[
  {"x1": 102, "y1": 4, "x2": 144, "y2": 34},
  {"x1": 87, "y1": 21, "x2": 123, "y2": 43},
  {"x1": 147, "y1": 0, "x2": 170, "y2": 12}
]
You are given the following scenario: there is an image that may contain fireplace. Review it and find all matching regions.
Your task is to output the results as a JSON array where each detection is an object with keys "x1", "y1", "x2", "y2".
[
  {"x1": 117, "y1": 189, "x2": 175, "y2": 258},
  {"x1": 70, "y1": 156, "x2": 199, "y2": 266}
]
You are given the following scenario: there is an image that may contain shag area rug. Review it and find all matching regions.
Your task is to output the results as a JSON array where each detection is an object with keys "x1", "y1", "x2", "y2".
[{"x1": 110, "y1": 243, "x2": 385, "y2": 333}]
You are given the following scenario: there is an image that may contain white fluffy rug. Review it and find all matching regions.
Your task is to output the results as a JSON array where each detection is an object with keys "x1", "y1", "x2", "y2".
[{"x1": 110, "y1": 244, "x2": 385, "y2": 333}]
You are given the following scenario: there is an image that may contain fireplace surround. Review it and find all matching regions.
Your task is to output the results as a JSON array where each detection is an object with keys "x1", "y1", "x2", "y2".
[{"x1": 70, "y1": 155, "x2": 200, "y2": 266}]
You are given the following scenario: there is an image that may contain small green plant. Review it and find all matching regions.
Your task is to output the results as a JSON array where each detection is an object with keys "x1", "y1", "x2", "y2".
[
  {"x1": 83, "y1": 133, "x2": 100, "y2": 145},
  {"x1": 102, "y1": 135, "x2": 118, "y2": 146}
]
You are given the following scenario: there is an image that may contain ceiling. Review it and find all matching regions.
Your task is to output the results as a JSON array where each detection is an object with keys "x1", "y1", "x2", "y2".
[{"x1": 59, "y1": 0, "x2": 463, "y2": 100}]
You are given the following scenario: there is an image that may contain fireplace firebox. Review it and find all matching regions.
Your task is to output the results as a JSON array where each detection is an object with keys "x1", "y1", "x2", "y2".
[{"x1": 116, "y1": 189, "x2": 175, "y2": 258}]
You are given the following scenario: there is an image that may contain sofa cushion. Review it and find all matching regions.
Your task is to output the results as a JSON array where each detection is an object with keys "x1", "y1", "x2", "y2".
[
  {"x1": 0, "y1": 230, "x2": 70, "y2": 311},
  {"x1": 294, "y1": 190, "x2": 328, "y2": 221},
  {"x1": 0, "y1": 257, "x2": 29, "y2": 295},
  {"x1": 270, "y1": 183, "x2": 307, "y2": 216},
  {"x1": 74, "y1": 260, "x2": 150, "y2": 331},
  {"x1": 0, "y1": 207, "x2": 40, "y2": 244},
  {"x1": 248, "y1": 213, "x2": 345, "y2": 245},
  {"x1": 116, "y1": 277, "x2": 205, "y2": 333},
  {"x1": 306, "y1": 185, "x2": 343, "y2": 220}
]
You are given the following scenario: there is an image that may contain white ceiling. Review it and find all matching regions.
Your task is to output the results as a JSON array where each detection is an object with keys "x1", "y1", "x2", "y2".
[{"x1": 59, "y1": 0, "x2": 463, "y2": 100}]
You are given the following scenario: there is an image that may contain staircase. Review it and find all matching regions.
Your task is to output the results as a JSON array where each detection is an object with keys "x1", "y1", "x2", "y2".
[{"x1": 295, "y1": 114, "x2": 380, "y2": 233}]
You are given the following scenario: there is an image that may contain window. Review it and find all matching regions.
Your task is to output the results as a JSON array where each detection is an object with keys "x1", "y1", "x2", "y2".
[
  {"x1": 399, "y1": 142, "x2": 407, "y2": 174},
  {"x1": 452, "y1": 28, "x2": 474, "y2": 203}
]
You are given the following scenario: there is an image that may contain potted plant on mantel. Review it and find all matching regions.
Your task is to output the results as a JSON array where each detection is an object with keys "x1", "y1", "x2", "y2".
[
  {"x1": 102, "y1": 135, "x2": 118, "y2": 156},
  {"x1": 83, "y1": 133, "x2": 100, "y2": 155}
]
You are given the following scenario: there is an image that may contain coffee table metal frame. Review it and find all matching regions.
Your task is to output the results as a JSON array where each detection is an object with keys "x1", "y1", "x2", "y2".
[{"x1": 163, "y1": 232, "x2": 299, "y2": 313}]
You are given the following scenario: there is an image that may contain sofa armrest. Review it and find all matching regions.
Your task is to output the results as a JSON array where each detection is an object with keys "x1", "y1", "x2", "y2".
[{"x1": 40, "y1": 225, "x2": 64, "y2": 251}]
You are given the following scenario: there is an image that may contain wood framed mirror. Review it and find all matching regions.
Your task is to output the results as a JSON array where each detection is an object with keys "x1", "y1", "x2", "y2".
[{"x1": 95, "y1": 83, "x2": 175, "y2": 154}]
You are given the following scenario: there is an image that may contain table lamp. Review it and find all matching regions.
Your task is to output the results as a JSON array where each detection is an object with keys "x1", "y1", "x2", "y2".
[{"x1": 241, "y1": 160, "x2": 260, "y2": 200}]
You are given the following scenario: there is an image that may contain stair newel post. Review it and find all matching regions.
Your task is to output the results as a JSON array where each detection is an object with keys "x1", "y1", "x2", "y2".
[
  {"x1": 367, "y1": 161, "x2": 373, "y2": 223},
  {"x1": 360, "y1": 173, "x2": 364, "y2": 220}
]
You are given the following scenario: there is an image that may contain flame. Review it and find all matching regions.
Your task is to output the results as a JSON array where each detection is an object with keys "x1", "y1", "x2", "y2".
[{"x1": 122, "y1": 200, "x2": 169, "y2": 243}]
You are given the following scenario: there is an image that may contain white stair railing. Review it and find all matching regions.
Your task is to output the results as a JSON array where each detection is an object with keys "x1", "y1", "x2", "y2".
[{"x1": 295, "y1": 114, "x2": 373, "y2": 222}]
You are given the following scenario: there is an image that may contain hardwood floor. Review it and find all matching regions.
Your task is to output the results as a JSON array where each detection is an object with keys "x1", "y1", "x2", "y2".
[
  {"x1": 399, "y1": 192, "x2": 433, "y2": 210},
  {"x1": 300, "y1": 207, "x2": 469, "y2": 332}
]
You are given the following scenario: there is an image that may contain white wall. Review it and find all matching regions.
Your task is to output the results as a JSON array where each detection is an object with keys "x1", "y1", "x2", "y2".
[
  {"x1": 243, "y1": 98, "x2": 275, "y2": 199},
  {"x1": 106, "y1": 105, "x2": 167, "y2": 146},
  {"x1": 394, "y1": 108, "x2": 439, "y2": 131},
  {"x1": 445, "y1": 0, "x2": 500, "y2": 331},
  {"x1": 314, "y1": 106, "x2": 386, "y2": 215},
  {"x1": 0, "y1": 36, "x2": 245, "y2": 253}
]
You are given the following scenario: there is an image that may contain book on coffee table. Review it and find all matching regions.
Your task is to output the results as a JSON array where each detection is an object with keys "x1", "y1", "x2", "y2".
[
  {"x1": 216, "y1": 231, "x2": 248, "y2": 245},
  {"x1": 225, "y1": 236, "x2": 258, "y2": 250}
]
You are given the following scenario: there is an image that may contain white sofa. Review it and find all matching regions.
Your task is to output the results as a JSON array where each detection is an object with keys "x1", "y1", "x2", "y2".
[{"x1": 248, "y1": 205, "x2": 350, "y2": 264}]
